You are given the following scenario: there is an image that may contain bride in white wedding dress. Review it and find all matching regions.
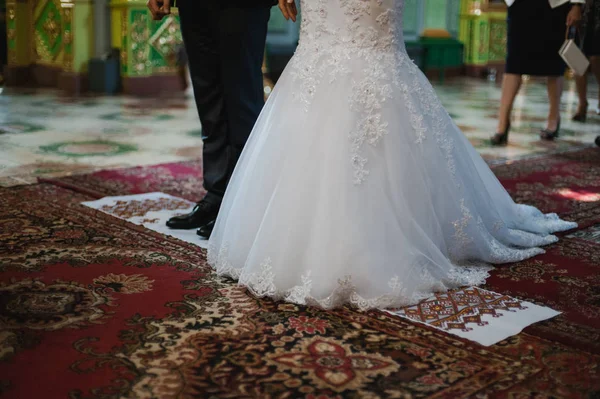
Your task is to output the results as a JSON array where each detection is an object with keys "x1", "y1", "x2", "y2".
[{"x1": 207, "y1": 0, "x2": 577, "y2": 310}]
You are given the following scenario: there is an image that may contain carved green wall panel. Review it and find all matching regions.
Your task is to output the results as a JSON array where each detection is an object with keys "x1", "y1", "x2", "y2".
[
  {"x1": 8, "y1": 0, "x2": 91, "y2": 74},
  {"x1": 67, "y1": 0, "x2": 94, "y2": 74},
  {"x1": 475, "y1": 19, "x2": 489, "y2": 65},
  {"x1": 488, "y1": 18, "x2": 507, "y2": 62},
  {"x1": 459, "y1": 17, "x2": 473, "y2": 63},
  {"x1": 33, "y1": 0, "x2": 63, "y2": 66},
  {"x1": 111, "y1": 0, "x2": 182, "y2": 78},
  {"x1": 7, "y1": 6, "x2": 16, "y2": 61},
  {"x1": 62, "y1": 5, "x2": 72, "y2": 71},
  {"x1": 129, "y1": 9, "x2": 151, "y2": 76},
  {"x1": 6, "y1": 0, "x2": 33, "y2": 67},
  {"x1": 458, "y1": 0, "x2": 507, "y2": 68}
]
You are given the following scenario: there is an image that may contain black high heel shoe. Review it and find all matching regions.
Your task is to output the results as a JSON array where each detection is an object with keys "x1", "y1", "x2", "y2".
[
  {"x1": 572, "y1": 103, "x2": 588, "y2": 123},
  {"x1": 491, "y1": 122, "x2": 510, "y2": 146},
  {"x1": 572, "y1": 112, "x2": 587, "y2": 123},
  {"x1": 540, "y1": 119, "x2": 560, "y2": 141}
]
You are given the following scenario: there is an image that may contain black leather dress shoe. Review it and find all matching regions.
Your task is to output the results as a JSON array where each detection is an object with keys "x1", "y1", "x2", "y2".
[
  {"x1": 166, "y1": 200, "x2": 220, "y2": 230},
  {"x1": 197, "y1": 220, "x2": 215, "y2": 239}
]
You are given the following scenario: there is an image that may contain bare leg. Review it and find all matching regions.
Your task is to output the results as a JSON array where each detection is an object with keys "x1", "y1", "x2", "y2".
[
  {"x1": 590, "y1": 56, "x2": 600, "y2": 111},
  {"x1": 574, "y1": 72, "x2": 589, "y2": 115},
  {"x1": 546, "y1": 76, "x2": 563, "y2": 131},
  {"x1": 496, "y1": 73, "x2": 522, "y2": 133}
]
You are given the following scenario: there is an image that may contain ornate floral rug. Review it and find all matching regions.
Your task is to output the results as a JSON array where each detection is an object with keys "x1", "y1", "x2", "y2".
[
  {"x1": 483, "y1": 148, "x2": 600, "y2": 354},
  {"x1": 37, "y1": 147, "x2": 600, "y2": 351},
  {"x1": 40, "y1": 148, "x2": 600, "y2": 227},
  {"x1": 39, "y1": 159, "x2": 205, "y2": 201},
  {"x1": 491, "y1": 147, "x2": 600, "y2": 229},
  {"x1": 484, "y1": 231, "x2": 600, "y2": 354},
  {"x1": 80, "y1": 191, "x2": 562, "y2": 346},
  {"x1": 1, "y1": 184, "x2": 599, "y2": 398}
]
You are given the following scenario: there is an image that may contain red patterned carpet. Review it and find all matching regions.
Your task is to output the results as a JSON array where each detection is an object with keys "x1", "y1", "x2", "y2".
[
  {"x1": 0, "y1": 148, "x2": 598, "y2": 398},
  {"x1": 40, "y1": 159, "x2": 205, "y2": 201},
  {"x1": 41, "y1": 147, "x2": 600, "y2": 226},
  {"x1": 485, "y1": 148, "x2": 600, "y2": 354},
  {"x1": 491, "y1": 148, "x2": 600, "y2": 228}
]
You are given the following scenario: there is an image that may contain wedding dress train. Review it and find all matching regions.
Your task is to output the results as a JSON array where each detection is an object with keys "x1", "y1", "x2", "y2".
[{"x1": 207, "y1": 0, "x2": 577, "y2": 310}]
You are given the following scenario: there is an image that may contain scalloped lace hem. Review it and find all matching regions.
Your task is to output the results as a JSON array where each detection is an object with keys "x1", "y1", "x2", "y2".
[{"x1": 208, "y1": 245, "x2": 493, "y2": 311}]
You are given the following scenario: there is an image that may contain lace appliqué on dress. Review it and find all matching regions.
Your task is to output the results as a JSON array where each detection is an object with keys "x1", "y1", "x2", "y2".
[
  {"x1": 290, "y1": 1, "x2": 460, "y2": 186},
  {"x1": 291, "y1": 1, "x2": 408, "y2": 184},
  {"x1": 208, "y1": 242, "x2": 493, "y2": 311}
]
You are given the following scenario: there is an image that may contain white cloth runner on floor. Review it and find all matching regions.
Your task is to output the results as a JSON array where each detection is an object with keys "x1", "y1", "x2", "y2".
[
  {"x1": 83, "y1": 193, "x2": 560, "y2": 346},
  {"x1": 385, "y1": 287, "x2": 560, "y2": 346},
  {"x1": 82, "y1": 192, "x2": 209, "y2": 249}
]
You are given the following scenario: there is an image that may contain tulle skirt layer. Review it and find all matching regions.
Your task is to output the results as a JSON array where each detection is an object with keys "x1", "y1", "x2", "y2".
[{"x1": 207, "y1": 47, "x2": 577, "y2": 310}]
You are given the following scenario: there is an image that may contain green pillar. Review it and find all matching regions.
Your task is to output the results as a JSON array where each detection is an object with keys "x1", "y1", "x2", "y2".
[
  {"x1": 5, "y1": 0, "x2": 34, "y2": 72},
  {"x1": 61, "y1": 0, "x2": 94, "y2": 75},
  {"x1": 458, "y1": 0, "x2": 507, "y2": 77},
  {"x1": 56, "y1": 0, "x2": 94, "y2": 92}
]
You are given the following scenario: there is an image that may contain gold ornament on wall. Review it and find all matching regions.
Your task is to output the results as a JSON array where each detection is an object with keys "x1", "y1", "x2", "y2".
[
  {"x1": 62, "y1": 7, "x2": 73, "y2": 72},
  {"x1": 33, "y1": 0, "x2": 64, "y2": 65},
  {"x1": 130, "y1": 12, "x2": 150, "y2": 75},
  {"x1": 7, "y1": 6, "x2": 16, "y2": 65},
  {"x1": 42, "y1": 10, "x2": 60, "y2": 48}
]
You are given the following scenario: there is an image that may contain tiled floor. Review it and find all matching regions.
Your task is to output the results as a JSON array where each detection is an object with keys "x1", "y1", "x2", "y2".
[
  {"x1": 0, "y1": 87, "x2": 201, "y2": 186},
  {"x1": 439, "y1": 77, "x2": 599, "y2": 163},
  {"x1": 1, "y1": 77, "x2": 598, "y2": 187}
]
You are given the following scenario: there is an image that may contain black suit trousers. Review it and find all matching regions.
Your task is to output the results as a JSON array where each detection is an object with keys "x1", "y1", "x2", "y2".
[{"x1": 177, "y1": 2, "x2": 270, "y2": 204}]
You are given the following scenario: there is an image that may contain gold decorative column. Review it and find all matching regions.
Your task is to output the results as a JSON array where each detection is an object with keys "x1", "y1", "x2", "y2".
[
  {"x1": 459, "y1": 0, "x2": 507, "y2": 78},
  {"x1": 57, "y1": 0, "x2": 94, "y2": 92},
  {"x1": 29, "y1": 0, "x2": 63, "y2": 86},
  {"x1": 5, "y1": 0, "x2": 34, "y2": 85},
  {"x1": 5, "y1": 0, "x2": 94, "y2": 91}
]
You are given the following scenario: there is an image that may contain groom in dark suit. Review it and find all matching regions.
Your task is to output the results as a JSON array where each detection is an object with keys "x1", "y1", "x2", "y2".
[{"x1": 148, "y1": 0, "x2": 297, "y2": 238}]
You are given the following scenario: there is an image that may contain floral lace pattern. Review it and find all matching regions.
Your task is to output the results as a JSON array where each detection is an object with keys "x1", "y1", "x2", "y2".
[
  {"x1": 290, "y1": 0, "x2": 405, "y2": 184},
  {"x1": 209, "y1": 243, "x2": 492, "y2": 311},
  {"x1": 289, "y1": 0, "x2": 460, "y2": 184}
]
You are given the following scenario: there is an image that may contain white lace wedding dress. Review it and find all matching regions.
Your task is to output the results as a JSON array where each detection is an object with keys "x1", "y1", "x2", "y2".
[{"x1": 207, "y1": 0, "x2": 577, "y2": 310}]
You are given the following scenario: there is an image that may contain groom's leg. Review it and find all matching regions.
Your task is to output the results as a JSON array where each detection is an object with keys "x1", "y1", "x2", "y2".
[
  {"x1": 213, "y1": 6, "x2": 271, "y2": 198},
  {"x1": 177, "y1": 2, "x2": 229, "y2": 205}
]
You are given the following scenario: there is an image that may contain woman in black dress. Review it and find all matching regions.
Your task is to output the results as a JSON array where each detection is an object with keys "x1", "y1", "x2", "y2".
[
  {"x1": 573, "y1": 0, "x2": 600, "y2": 121},
  {"x1": 492, "y1": 0, "x2": 584, "y2": 145}
]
